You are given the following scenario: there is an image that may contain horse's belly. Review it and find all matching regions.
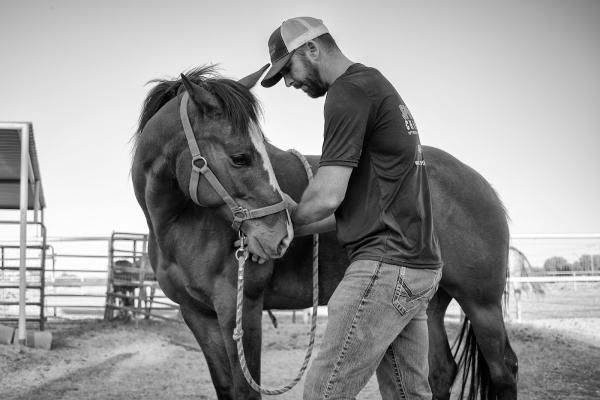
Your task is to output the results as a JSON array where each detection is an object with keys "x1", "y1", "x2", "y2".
[{"x1": 265, "y1": 236, "x2": 348, "y2": 310}]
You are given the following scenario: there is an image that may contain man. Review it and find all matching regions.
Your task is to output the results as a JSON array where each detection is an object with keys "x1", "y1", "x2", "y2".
[{"x1": 261, "y1": 17, "x2": 443, "y2": 399}]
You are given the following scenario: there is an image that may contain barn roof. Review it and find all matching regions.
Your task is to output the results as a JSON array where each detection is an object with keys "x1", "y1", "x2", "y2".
[{"x1": 0, "y1": 122, "x2": 46, "y2": 210}]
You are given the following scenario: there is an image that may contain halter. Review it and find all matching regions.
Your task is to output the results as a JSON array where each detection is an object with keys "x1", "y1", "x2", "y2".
[{"x1": 179, "y1": 91, "x2": 287, "y2": 231}]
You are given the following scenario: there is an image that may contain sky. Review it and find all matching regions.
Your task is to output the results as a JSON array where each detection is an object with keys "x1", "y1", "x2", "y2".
[{"x1": 0, "y1": 0, "x2": 599, "y2": 239}]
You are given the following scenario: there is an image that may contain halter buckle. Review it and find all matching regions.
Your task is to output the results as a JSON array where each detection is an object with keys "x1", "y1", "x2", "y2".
[
  {"x1": 231, "y1": 207, "x2": 250, "y2": 230},
  {"x1": 232, "y1": 206, "x2": 250, "y2": 221},
  {"x1": 192, "y1": 155, "x2": 208, "y2": 173}
]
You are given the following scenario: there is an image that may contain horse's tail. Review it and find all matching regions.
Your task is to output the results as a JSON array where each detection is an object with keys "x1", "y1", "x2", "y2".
[{"x1": 451, "y1": 317, "x2": 493, "y2": 400}]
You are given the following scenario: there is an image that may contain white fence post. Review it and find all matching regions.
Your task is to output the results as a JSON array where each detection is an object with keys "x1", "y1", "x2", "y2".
[{"x1": 18, "y1": 123, "x2": 30, "y2": 346}]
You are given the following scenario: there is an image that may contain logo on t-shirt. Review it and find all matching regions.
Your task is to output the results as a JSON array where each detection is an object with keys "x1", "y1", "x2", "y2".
[
  {"x1": 399, "y1": 104, "x2": 418, "y2": 136},
  {"x1": 415, "y1": 145, "x2": 426, "y2": 166}
]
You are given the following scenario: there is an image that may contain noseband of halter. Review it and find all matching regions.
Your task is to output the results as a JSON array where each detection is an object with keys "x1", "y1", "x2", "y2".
[{"x1": 179, "y1": 91, "x2": 287, "y2": 231}]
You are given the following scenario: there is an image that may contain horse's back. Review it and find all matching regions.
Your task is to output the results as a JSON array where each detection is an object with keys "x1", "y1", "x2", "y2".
[
  {"x1": 423, "y1": 146, "x2": 509, "y2": 300},
  {"x1": 266, "y1": 146, "x2": 509, "y2": 307}
]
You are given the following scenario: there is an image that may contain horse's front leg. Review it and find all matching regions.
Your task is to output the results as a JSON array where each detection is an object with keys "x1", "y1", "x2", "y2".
[
  {"x1": 215, "y1": 280, "x2": 264, "y2": 400},
  {"x1": 180, "y1": 304, "x2": 235, "y2": 399}
]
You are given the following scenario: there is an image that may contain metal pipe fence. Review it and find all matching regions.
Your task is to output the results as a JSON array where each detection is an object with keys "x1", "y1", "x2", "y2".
[
  {"x1": 3, "y1": 231, "x2": 599, "y2": 326},
  {"x1": 1, "y1": 232, "x2": 180, "y2": 325}
]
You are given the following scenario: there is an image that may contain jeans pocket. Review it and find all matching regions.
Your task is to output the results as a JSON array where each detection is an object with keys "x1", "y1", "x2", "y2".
[{"x1": 392, "y1": 266, "x2": 441, "y2": 316}]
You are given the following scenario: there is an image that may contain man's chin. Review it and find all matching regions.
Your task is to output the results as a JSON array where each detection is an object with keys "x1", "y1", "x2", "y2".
[{"x1": 298, "y1": 82, "x2": 327, "y2": 98}]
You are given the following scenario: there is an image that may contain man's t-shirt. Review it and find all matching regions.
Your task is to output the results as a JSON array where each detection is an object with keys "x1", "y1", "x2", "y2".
[{"x1": 320, "y1": 63, "x2": 442, "y2": 268}]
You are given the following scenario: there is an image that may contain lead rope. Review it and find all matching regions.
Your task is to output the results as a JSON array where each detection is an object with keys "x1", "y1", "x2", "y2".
[{"x1": 233, "y1": 149, "x2": 318, "y2": 395}]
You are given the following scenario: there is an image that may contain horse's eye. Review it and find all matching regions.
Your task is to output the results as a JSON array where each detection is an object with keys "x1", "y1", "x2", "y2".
[{"x1": 231, "y1": 154, "x2": 251, "y2": 167}]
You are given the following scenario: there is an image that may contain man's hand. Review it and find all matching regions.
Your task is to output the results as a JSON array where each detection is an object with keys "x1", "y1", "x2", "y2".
[{"x1": 281, "y1": 191, "x2": 298, "y2": 220}]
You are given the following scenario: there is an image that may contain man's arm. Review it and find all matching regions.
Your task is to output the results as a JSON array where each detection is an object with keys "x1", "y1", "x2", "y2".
[
  {"x1": 294, "y1": 214, "x2": 336, "y2": 236},
  {"x1": 293, "y1": 165, "x2": 352, "y2": 226},
  {"x1": 237, "y1": 167, "x2": 347, "y2": 263}
]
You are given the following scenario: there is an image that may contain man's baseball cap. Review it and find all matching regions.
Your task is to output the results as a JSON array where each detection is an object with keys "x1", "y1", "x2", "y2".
[{"x1": 261, "y1": 17, "x2": 329, "y2": 88}]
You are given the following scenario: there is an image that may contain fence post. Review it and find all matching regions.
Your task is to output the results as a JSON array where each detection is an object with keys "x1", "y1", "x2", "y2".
[
  {"x1": 17, "y1": 124, "x2": 30, "y2": 346},
  {"x1": 515, "y1": 293, "x2": 522, "y2": 322}
]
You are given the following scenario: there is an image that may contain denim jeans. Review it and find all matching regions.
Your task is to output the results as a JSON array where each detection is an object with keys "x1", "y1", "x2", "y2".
[{"x1": 303, "y1": 260, "x2": 442, "y2": 400}]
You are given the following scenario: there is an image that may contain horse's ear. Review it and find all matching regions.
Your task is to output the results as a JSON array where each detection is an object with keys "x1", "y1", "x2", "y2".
[
  {"x1": 180, "y1": 73, "x2": 220, "y2": 112},
  {"x1": 238, "y1": 64, "x2": 270, "y2": 89}
]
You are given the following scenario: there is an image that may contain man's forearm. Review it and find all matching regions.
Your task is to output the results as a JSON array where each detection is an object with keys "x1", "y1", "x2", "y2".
[
  {"x1": 291, "y1": 165, "x2": 351, "y2": 226},
  {"x1": 294, "y1": 214, "x2": 336, "y2": 236},
  {"x1": 293, "y1": 191, "x2": 337, "y2": 225}
]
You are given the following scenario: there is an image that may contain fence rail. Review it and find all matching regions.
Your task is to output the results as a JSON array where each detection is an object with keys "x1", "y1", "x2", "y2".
[
  {"x1": 3, "y1": 232, "x2": 599, "y2": 326},
  {"x1": 508, "y1": 276, "x2": 600, "y2": 283},
  {"x1": 505, "y1": 276, "x2": 599, "y2": 323},
  {"x1": 0, "y1": 233, "x2": 180, "y2": 325}
]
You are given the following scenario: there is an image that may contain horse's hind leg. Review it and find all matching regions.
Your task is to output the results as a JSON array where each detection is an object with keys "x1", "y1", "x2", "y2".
[
  {"x1": 180, "y1": 305, "x2": 234, "y2": 399},
  {"x1": 426, "y1": 288, "x2": 457, "y2": 400},
  {"x1": 459, "y1": 300, "x2": 518, "y2": 400}
]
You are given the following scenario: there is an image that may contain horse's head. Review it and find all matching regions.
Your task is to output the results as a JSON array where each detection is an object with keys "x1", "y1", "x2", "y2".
[{"x1": 174, "y1": 66, "x2": 293, "y2": 260}]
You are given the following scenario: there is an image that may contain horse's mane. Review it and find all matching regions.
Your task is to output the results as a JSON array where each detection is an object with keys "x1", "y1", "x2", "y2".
[{"x1": 134, "y1": 65, "x2": 262, "y2": 146}]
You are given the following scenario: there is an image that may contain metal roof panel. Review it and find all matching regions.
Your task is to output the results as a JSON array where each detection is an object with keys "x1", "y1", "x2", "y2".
[{"x1": 0, "y1": 122, "x2": 46, "y2": 209}]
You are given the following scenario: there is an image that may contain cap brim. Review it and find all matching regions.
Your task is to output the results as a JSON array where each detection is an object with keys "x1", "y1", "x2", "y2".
[{"x1": 261, "y1": 52, "x2": 294, "y2": 88}]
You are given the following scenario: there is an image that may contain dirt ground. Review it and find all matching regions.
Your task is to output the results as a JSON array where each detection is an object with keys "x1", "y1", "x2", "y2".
[{"x1": 1, "y1": 314, "x2": 599, "y2": 400}]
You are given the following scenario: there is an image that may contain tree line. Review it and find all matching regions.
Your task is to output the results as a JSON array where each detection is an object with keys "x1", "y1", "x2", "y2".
[{"x1": 543, "y1": 254, "x2": 600, "y2": 272}]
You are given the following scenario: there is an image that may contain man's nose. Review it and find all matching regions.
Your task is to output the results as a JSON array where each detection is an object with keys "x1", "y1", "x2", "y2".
[{"x1": 284, "y1": 75, "x2": 293, "y2": 87}]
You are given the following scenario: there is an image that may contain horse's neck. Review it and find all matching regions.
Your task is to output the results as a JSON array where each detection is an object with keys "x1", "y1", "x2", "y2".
[
  {"x1": 150, "y1": 197, "x2": 231, "y2": 269},
  {"x1": 136, "y1": 147, "x2": 229, "y2": 263},
  {"x1": 267, "y1": 144, "x2": 319, "y2": 198},
  {"x1": 163, "y1": 207, "x2": 232, "y2": 268},
  {"x1": 141, "y1": 156, "x2": 185, "y2": 231}
]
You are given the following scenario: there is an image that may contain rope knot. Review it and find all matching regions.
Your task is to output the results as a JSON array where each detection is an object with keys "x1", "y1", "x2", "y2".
[{"x1": 232, "y1": 327, "x2": 244, "y2": 341}]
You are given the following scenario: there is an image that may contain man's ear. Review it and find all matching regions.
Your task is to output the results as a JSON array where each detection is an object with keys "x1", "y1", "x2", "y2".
[{"x1": 305, "y1": 41, "x2": 320, "y2": 60}]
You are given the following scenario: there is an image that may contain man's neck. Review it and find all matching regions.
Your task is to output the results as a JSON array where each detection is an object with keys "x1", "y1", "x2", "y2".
[{"x1": 320, "y1": 52, "x2": 354, "y2": 86}]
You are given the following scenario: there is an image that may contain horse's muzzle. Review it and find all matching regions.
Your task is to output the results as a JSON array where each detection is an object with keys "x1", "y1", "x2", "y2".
[{"x1": 274, "y1": 211, "x2": 294, "y2": 258}]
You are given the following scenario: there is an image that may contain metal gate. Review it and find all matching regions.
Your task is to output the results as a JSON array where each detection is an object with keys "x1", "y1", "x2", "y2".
[
  {"x1": 0, "y1": 220, "x2": 47, "y2": 330},
  {"x1": 104, "y1": 232, "x2": 153, "y2": 320}
]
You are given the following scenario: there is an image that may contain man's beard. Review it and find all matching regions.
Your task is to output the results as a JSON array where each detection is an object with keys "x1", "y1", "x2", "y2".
[{"x1": 300, "y1": 58, "x2": 328, "y2": 98}]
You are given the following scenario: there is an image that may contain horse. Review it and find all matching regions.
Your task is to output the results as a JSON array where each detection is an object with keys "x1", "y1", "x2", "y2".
[
  {"x1": 508, "y1": 246, "x2": 545, "y2": 296},
  {"x1": 131, "y1": 65, "x2": 518, "y2": 400},
  {"x1": 505, "y1": 246, "x2": 545, "y2": 321}
]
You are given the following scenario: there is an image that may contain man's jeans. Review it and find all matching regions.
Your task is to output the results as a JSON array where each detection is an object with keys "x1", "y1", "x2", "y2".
[{"x1": 303, "y1": 260, "x2": 442, "y2": 400}]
